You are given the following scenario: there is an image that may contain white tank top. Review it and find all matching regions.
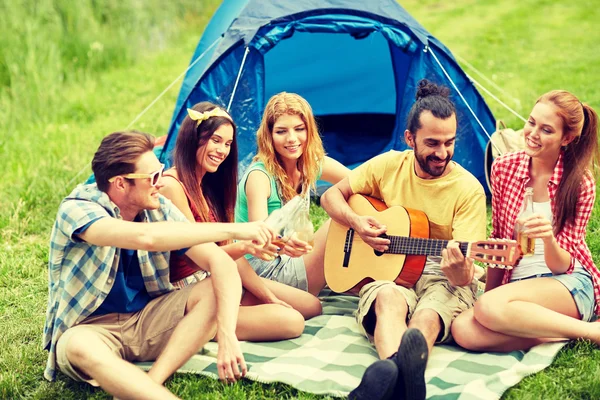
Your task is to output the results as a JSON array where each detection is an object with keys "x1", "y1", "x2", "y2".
[{"x1": 510, "y1": 201, "x2": 585, "y2": 280}]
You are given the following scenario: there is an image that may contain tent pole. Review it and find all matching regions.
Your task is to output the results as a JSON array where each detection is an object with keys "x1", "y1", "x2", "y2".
[
  {"x1": 465, "y1": 72, "x2": 527, "y2": 123},
  {"x1": 227, "y1": 46, "x2": 251, "y2": 112},
  {"x1": 454, "y1": 53, "x2": 522, "y2": 110},
  {"x1": 427, "y1": 46, "x2": 502, "y2": 155}
]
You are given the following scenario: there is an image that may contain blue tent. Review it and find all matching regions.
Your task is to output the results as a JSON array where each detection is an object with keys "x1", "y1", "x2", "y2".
[{"x1": 159, "y1": 0, "x2": 496, "y2": 190}]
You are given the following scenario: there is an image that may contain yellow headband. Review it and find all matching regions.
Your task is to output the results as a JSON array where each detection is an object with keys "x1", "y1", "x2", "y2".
[{"x1": 187, "y1": 107, "x2": 232, "y2": 127}]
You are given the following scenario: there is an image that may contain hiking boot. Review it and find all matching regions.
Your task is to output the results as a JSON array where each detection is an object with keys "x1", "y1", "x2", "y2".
[
  {"x1": 394, "y1": 328, "x2": 428, "y2": 400},
  {"x1": 348, "y1": 358, "x2": 398, "y2": 400}
]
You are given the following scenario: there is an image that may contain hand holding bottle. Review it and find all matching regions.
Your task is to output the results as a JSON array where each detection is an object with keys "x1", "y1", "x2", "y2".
[
  {"x1": 233, "y1": 221, "x2": 276, "y2": 246},
  {"x1": 279, "y1": 233, "x2": 313, "y2": 258},
  {"x1": 263, "y1": 195, "x2": 315, "y2": 258},
  {"x1": 293, "y1": 209, "x2": 315, "y2": 248},
  {"x1": 514, "y1": 187, "x2": 535, "y2": 256},
  {"x1": 520, "y1": 214, "x2": 555, "y2": 243},
  {"x1": 244, "y1": 240, "x2": 279, "y2": 261}
]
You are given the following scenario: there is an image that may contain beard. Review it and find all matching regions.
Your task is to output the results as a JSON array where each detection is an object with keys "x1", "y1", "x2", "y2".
[{"x1": 414, "y1": 148, "x2": 451, "y2": 177}]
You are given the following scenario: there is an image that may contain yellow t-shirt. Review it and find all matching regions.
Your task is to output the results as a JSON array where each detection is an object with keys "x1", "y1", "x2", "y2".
[{"x1": 349, "y1": 150, "x2": 486, "y2": 260}]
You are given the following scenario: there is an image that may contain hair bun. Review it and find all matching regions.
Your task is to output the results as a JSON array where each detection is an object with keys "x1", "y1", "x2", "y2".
[{"x1": 415, "y1": 79, "x2": 450, "y2": 101}]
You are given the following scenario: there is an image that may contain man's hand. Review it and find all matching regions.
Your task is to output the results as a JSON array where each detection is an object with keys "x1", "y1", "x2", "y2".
[
  {"x1": 440, "y1": 240, "x2": 474, "y2": 286},
  {"x1": 233, "y1": 221, "x2": 275, "y2": 246},
  {"x1": 351, "y1": 215, "x2": 390, "y2": 252},
  {"x1": 216, "y1": 330, "x2": 247, "y2": 384}
]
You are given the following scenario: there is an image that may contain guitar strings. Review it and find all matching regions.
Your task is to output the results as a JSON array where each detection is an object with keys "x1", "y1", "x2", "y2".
[{"x1": 385, "y1": 236, "x2": 469, "y2": 256}]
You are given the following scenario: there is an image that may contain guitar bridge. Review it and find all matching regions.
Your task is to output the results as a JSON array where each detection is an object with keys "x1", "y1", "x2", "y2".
[{"x1": 343, "y1": 228, "x2": 354, "y2": 267}]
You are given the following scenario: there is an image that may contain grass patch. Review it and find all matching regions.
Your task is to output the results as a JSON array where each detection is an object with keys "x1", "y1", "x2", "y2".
[{"x1": 1, "y1": 0, "x2": 599, "y2": 399}]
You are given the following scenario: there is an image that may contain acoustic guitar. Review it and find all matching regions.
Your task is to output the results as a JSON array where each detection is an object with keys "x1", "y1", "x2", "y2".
[{"x1": 324, "y1": 195, "x2": 520, "y2": 295}]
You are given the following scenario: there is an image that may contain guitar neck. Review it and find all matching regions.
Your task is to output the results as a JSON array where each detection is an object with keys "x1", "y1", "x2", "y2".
[{"x1": 387, "y1": 236, "x2": 469, "y2": 257}]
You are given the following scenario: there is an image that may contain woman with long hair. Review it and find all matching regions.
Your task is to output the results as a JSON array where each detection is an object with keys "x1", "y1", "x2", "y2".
[
  {"x1": 235, "y1": 92, "x2": 350, "y2": 295},
  {"x1": 159, "y1": 101, "x2": 322, "y2": 342},
  {"x1": 451, "y1": 90, "x2": 600, "y2": 350}
]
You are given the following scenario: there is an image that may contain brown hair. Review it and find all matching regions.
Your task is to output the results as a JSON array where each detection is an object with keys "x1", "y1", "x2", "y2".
[
  {"x1": 173, "y1": 102, "x2": 237, "y2": 224},
  {"x1": 92, "y1": 131, "x2": 155, "y2": 192},
  {"x1": 537, "y1": 90, "x2": 599, "y2": 234},
  {"x1": 254, "y1": 92, "x2": 324, "y2": 201},
  {"x1": 407, "y1": 79, "x2": 455, "y2": 135}
]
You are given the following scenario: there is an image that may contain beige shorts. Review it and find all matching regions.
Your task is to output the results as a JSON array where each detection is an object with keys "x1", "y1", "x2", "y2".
[
  {"x1": 56, "y1": 284, "x2": 195, "y2": 385},
  {"x1": 356, "y1": 274, "x2": 477, "y2": 343}
]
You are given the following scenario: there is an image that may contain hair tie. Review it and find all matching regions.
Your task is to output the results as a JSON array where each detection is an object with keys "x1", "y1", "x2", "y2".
[{"x1": 187, "y1": 107, "x2": 232, "y2": 127}]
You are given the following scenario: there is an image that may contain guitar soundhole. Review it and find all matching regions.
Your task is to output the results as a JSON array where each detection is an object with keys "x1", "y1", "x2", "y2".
[{"x1": 373, "y1": 233, "x2": 388, "y2": 257}]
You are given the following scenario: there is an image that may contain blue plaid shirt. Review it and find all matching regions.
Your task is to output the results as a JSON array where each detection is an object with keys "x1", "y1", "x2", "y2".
[{"x1": 43, "y1": 183, "x2": 188, "y2": 381}]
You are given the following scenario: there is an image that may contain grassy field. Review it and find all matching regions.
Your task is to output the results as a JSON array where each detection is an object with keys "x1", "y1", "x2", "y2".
[{"x1": 0, "y1": 0, "x2": 599, "y2": 399}]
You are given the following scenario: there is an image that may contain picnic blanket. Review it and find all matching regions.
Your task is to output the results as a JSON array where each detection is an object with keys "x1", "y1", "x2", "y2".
[{"x1": 137, "y1": 293, "x2": 566, "y2": 399}]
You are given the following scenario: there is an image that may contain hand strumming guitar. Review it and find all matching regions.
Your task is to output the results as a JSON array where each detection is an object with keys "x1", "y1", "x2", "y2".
[
  {"x1": 350, "y1": 214, "x2": 391, "y2": 253},
  {"x1": 441, "y1": 240, "x2": 474, "y2": 286}
]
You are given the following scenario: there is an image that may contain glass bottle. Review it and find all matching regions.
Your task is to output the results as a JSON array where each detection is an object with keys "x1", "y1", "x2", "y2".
[
  {"x1": 264, "y1": 208, "x2": 289, "y2": 249},
  {"x1": 293, "y1": 198, "x2": 315, "y2": 248},
  {"x1": 515, "y1": 187, "x2": 535, "y2": 256},
  {"x1": 264, "y1": 196, "x2": 303, "y2": 248}
]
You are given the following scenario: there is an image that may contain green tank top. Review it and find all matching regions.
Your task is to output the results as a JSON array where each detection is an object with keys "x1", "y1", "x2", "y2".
[
  {"x1": 235, "y1": 160, "x2": 324, "y2": 223},
  {"x1": 235, "y1": 161, "x2": 282, "y2": 223}
]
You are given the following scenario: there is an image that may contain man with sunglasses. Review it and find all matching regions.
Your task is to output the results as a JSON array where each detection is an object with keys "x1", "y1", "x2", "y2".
[{"x1": 43, "y1": 131, "x2": 275, "y2": 399}]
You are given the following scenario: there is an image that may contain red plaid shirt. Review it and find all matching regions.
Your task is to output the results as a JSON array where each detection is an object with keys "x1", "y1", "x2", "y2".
[{"x1": 491, "y1": 151, "x2": 600, "y2": 315}]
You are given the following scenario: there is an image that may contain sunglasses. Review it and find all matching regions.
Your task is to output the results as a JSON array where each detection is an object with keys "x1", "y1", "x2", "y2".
[{"x1": 108, "y1": 164, "x2": 165, "y2": 187}]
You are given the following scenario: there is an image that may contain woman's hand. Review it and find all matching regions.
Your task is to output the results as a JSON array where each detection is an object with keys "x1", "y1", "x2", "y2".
[
  {"x1": 242, "y1": 240, "x2": 279, "y2": 261},
  {"x1": 279, "y1": 234, "x2": 312, "y2": 258},
  {"x1": 262, "y1": 291, "x2": 293, "y2": 309},
  {"x1": 521, "y1": 214, "x2": 554, "y2": 243}
]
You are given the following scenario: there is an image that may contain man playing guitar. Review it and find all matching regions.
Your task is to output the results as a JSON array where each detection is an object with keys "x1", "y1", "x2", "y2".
[{"x1": 320, "y1": 79, "x2": 487, "y2": 400}]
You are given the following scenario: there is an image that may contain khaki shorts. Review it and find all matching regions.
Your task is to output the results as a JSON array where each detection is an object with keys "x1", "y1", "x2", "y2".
[
  {"x1": 56, "y1": 284, "x2": 194, "y2": 385},
  {"x1": 356, "y1": 274, "x2": 476, "y2": 343}
]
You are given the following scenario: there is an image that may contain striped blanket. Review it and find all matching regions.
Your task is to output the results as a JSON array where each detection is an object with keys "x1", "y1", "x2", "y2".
[{"x1": 138, "y1": 293, "x2": 566, "y2": 399}]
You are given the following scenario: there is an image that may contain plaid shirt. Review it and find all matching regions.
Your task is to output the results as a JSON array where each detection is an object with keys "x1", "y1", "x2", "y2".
[
  {"x1": 43, "y1": 183, "x2": 188, "y2": 381},
  {"x1": 491, "y1": 151, "x2": 600, "y2": 315}
]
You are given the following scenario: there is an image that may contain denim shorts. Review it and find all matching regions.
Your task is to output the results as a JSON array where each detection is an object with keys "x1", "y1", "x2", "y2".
[
  {"x1": 247, "y1": 254, "x2": 308, "y2": 291},
  {"x1": 511, "y1": 269, "x2": 595, "y2": 322}
]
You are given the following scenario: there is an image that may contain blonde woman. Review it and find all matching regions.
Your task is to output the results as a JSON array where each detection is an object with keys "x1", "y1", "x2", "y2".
[
  {"x1": 235, "y1": 92, "x2": 349, "y2": 295},
  {"x1": 160, "y1": 102, "x2": 322, "y2": 342}
]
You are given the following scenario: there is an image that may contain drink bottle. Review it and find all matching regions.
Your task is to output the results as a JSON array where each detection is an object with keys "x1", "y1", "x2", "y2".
[
  {"x1": 264, "y1": 207, "x2": 288, "y2": 248},
  {"x1": 515, "y1": 187, "x2": 535, "y2": 256}
]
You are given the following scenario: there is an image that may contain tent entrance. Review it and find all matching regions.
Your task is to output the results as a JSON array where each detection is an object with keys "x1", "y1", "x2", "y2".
[{"x1": 263, "y1": 31, "x2": 398, "y2": 167}]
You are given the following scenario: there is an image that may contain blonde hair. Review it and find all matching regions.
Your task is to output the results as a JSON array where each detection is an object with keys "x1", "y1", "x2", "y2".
[{"x1": 254, "y1": 92, "x2": 325, "y2": 201}]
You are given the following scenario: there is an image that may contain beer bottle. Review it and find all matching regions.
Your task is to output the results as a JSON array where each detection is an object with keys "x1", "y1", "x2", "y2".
[
  {"x1": 264, "y1": 208, "x2": 287, "y2": 248},
  {"x1": 264, "y1": 195, "x2": 304, "y2": 248},
  {"x1": 292, "y1": 196, "x2": 315, "y2": 248},
  {"x1": 515, "y1": 187, "x2": 535, "y2": 256}
]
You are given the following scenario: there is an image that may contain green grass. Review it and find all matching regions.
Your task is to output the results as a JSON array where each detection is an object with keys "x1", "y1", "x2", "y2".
[{"x1": 0, "y1": 0, "x2": 599, "y2": 399}]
